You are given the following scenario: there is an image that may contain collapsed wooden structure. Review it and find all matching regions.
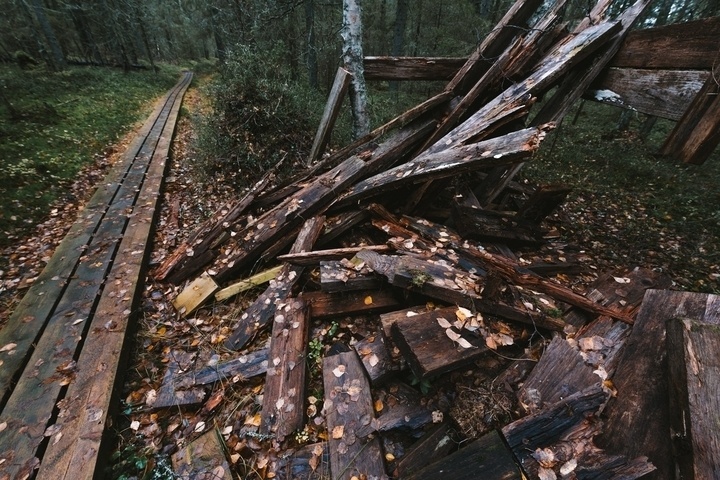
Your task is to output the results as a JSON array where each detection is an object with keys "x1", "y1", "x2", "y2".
[{"x1": 150, "y1": 1, "x2": 720, "y2": 479}]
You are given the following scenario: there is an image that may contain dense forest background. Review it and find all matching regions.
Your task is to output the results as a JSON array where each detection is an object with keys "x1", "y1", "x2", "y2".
[{"x1": 3, "y1": 0, "x2": 719, "y2": 87}]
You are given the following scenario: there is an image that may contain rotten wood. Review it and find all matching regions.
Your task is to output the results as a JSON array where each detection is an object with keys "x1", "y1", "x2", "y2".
[
  {"x1": 515, "y1": 184, "x2": 572, "y2": 225},
  {"x1": 173, "y1": 348, "x2": 269, "y2": 391},
  {"x1": 213, "y1": 120, "x2": 434, "y2": 283},
  {"x1": 171, "y1": 429, "x2": 233, "y2": 480},
  {"x1": 390, "y1": 306, "x2": 487, "y2": 378},
  {"x1": 301, "y1": 289, "x2": 403, "y2": 319},
  {"x1": 277, "y1": 245, "x2": 391, "y2": 266},
  {"x1": 260, "y1": 298, "x2": 310, "y2": 440},
  {"x1": 353, "y1": 328, "x2": 397, "y2": 384},
  {"x1": 308, "y1": 67, "x2": 351, "y2": 165},
  {"x1": 590, "y1": 68, "x2": 708, "y2": 121},
  {"x1": 396, "y1": 424, "x2": 459, "y2": 478},
  {"x1": 660, "y1": 74, "x2": 720, "y2": 165},
  {"x1": 597, "y1": 290, "x2": 720, "y2": 480},
  {"x1": 363, "y1": 56, "x2": 465, "y2": 81},
  {"x1": 452, "y1": 204, "x2": 543, "y2": 246},
  {"x1": 667, "y1": 317, "x2": 720, "y2": 479},
  {"x1": 322, "y1": 351, "x2": 387, "y2": 480},
  {"x1": 153, "y1": 350, "x2": 206, "y2": 409},
  {"x1": 320, "y1": 260, "x2": 382, "y2": 293},
  {"x1": 224, "y1": 216, "x2": 325, "y2": 351}
]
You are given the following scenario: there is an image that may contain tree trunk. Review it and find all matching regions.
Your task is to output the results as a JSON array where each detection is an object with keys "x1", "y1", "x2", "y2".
[
  {"x1": 305, "y1": 0, "x2": 318, "y2": 89},
  {"x1": 390, "y1": 0, "x2": 409, "y2": 94},
  {"x1": 210, "y1": 6, "x2": 226, "y2": 63},
  {"x1": 29, "y1": 0, "x2": 66, "y2": 70},
  {"x1": 342, "y1": 0, "x2": 370, "y2": 138}
]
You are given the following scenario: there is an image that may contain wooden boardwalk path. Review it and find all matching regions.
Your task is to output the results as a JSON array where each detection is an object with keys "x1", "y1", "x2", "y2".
[{"x1": 0, "y1": 71, "x2": 192, "y2": 479}]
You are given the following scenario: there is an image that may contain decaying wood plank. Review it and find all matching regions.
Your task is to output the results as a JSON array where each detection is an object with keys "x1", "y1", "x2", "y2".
[
  {"x1": 173, "y1": 348, "x2": 268, "y2": 390},
  {"x1": 213, "y1": 121, "x2": 434, "y2": 283},
  {"x1": 335, "y1": 126, "x2": 550, "y2": 209},
  {"x1": 301, "y1": 289, "x2": 403, "y2": 319},
  {"x1": 667, "y1": 317, "x2": 720, "y2": 480},
  {"x1": 278, "y1": 245, "x2": 391, "y2": 266},
  {"x1": 390, "y1": 306, "x2": 487, "y2": 378},
  {"x1": 360, "y1": 382, "x2": 433, "y2": 435},
  {"x1": 224, "y1": 217, "x2": 325, "y2": 351},
  {"x1": 597, "y1": 290, "x2": 720, "y2": 480},
  {"x1": 261, "y1": 299, "x2": 310, "y2": 440},
  {"x1": 590, "y1": 68, "x2": 708, "y2": 121},
  {"x1": 406, "y1": 430, "x2": 521, "y2": 480},
  {"x1": 274, "y1": 442, "x2": 329, "y2": 480},
  {"x1": 502, "y1": 385, "x2": 608, "y2": 472},
  {"x1": 322, "y1": 351, "x2": 387, "y2": 480},
  {"x1": 515, "y1": 184, "x2": 572, "y2": 225},
  {"x1": 308, "y1": 67, "x2": 351, "y2": 165},
  {"x1": 452, "y1": 204, "x2": 543, "y2": 246},
  {"x1": 660, "y1": 74, "x2": 720, "y2": 165},
  {"x1": 363, "y1": 56, "x2": 465, "y2": 81},
  {"x1": 396, "y1": 424, "x2": 458, "y2": 478},
  {"x1": 214, "y1": 265, "x2": 283, "y2": 302},
  {"x1": 320, "y1": 260, "x2": 382, "y2": 293},
  {"x1": 172, "y1": 429, "x2": 233, "y2": 480},
  {"x1": 610, "y1": 16, "x2": 720, "y2": 70},
  {"x1": 353, "y1": 328, "x2": 396, "y2": 384},
  {"x1": 173, "y1": 271, "x2": 219, "y2": 316}
]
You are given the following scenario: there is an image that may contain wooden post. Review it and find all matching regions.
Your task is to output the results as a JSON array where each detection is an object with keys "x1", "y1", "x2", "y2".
[{"x1": 307, "y1": 67, "x2": 351, "y2": 165}]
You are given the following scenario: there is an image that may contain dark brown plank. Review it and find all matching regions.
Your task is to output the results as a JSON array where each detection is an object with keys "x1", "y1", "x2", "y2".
[
  {"x1": 260, "y1": 298, "x2": 310, "y2": 440},
  {"x1": 301, "y1": 289, "x2": 403, "y2": 319},
  {"x1": 395, "y1": 424, "x2": 458, "y2": 478},
  {"x1": 320, "y1": 260, "x2": 382, "y2": 293},
  {"x1": 363, "y1": 56, "x2": 465, "y2": 81},
  {"x1": 353, "y1": 328, "x2": 397, "y2": 384},
  {"x1": 322, "y1": 351, "x2": 387, "y2": 480},
  {"x1": 610, "y1": 16, "x2": 720, "y2": 70},
  {"x1": 391, "y1": 306, "x2": 487, "y2": 378},
  {"x1": 405, "y1": 430, "x2": 521, "y2": 480},
  {"x1": 224, "y1": 216, "x2": 325, "y2": 351},
  {"x1": 278, "y1": 245, "x2": 391, "y2": 266},
  {"x1": 597, "y1": 290, "x2": 720, "y2": 480},
  {"x1": 590, "y1": 68, "x2": 708, "y2": 121},
  {"x1": 171, "y1": 430, "x2": 233, "y2": 480},
  {"x1": 667, "y1": 317, "x2": 720, "y2": 479},
  {"x1": 308, "y1": 67, "x2": 351, "y2": 164}
]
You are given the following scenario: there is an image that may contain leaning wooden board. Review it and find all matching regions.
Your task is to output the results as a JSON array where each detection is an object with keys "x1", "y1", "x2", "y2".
[{"x1": 0, "y1": 72, "x2": 192, "y2": 479}]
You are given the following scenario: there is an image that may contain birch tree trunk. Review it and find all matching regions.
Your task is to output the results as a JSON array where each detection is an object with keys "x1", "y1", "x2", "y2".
[{"x1": 342, "y1": 0, "x2": 370, "y2": 138}]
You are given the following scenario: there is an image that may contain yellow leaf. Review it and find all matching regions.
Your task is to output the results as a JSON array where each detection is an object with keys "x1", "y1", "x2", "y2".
[
  {"x1": 374, "y1": 399, "x2": 384, "y2": 412},
  {"x1": 332, "y1": 425, "x2": 344, "y2": 439},
  {"x1": 364, "y1": 296, "x2": 373, "y2": 305},
  {"x1": 245, "y1": 413, "x2": 262, "y2": 426}
]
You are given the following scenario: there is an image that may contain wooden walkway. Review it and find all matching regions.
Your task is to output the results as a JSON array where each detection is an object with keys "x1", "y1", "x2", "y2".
[{"x1": 0, "y1": 71, "x2": 192, "y2": 479}]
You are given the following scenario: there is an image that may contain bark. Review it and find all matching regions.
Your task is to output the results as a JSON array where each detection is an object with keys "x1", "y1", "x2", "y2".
[{"x1": 342, "y1": 0, "x2": 370, "y2": 138}]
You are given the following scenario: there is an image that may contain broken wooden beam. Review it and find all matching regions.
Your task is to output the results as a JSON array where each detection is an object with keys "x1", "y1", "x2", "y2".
[
  {"x1": 363, "y1": 56, "x2": 465, "y2": 81},
  {"x1": 308, "y1": 67, "x2": 351, "y2": 165},
  {"x1": 224, "y1": 216, "x2": 325, "y2": 351},
  {"x1": 172, "y1": 271, "x2": 219, "y2": 316},
  {"x1": 260, "y1": 298, "x2": 310, "y2": 440},
  {"x1": 214, "y1": 265, "x2": 283, "y2": 302},
  {"x1": 301, "y1": 289, "x2": 403, "y2": 319},
  {"x1": 353, "y1": 328, "x2": 397, "y2": 384},
  {"x1": 322, "y1": 351, "x2": 387, "y2": 480},
  {"x1": 172, "y1": 429, "x2": 233, "y2": 480},
  {"x1": 396, "y1": 424, "x2": 458, "y2": 478},
  {"x1": 667, "y1": 317, "x2": 720, "y2": 479},
  {"x1": 320, "y1": 260, "x2": 382, "y2": 293},
  {"x1": 277, "y1": 245, "x2": 391, "y2": 266}
]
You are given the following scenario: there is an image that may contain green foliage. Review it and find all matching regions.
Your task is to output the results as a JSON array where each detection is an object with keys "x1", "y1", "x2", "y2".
[
  {"x1": 0, "y1": 64, "x2": 180, "y2": 245},
  {"x1": 193, "y1": 45, "x2": 322, "y2": 187}
]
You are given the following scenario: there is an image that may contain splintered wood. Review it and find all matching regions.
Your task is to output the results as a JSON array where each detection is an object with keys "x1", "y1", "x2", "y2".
[{"x1": 143, "y1": 0, "x2": 720, "y2": 478}]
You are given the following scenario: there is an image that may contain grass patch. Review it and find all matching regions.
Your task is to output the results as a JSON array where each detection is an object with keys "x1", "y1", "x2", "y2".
[
  {"x1": 522, "y1": 100, "x2": 720, "y2": 292},
  {"x1": 0, "y1": 64, "x2": 183, "y2": 245}
]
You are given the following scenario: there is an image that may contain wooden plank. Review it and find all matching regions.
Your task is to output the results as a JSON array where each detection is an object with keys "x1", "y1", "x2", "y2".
[
  {"x1": 335, "y1": 126, "x2": 549, "y2": 209},
  {"x1": 406, "y1": 430, "x2": 521, "y2": 480},
  {"x1": 667, "y1": 318, "x2": 720, "y2": 479},
  {"x1": 391, "y1": 306, "x2": 487, "y2": 378},
  {"x1": 173, "y1": 348, "x2": 268, "y2": 390},
  {"x1": 353, "y1": 328, "x2": 396, "y2": 384},
  {"x1": 660, "y1": 74, "x2": 720, "y2": 165},
  {"x1": 214, "y1": 266, "x2": 283, "y2": 302},
  {"x1": 172, "y1": 429, "x2": 233, "y2": 480},
  {"x1": 320, "y1": 260, "x2": 382, "y2": 293},
  {"x1": 153, "y1": 350, "x2": 208, "y2": 409},
  {"x1": 224, "y1": 216, "x2": 325, "y2": 351},
  {"x1": 277, "y1": 245, "x2": 391, "y2": 266},
  {"x1": 452, "y1": 204, "x2": 543, "y2": 246},
  {"x1": 322, "y1": 351, "x2": 387, "y2": 480},
  {"x1": 597, "y1": 290, "x2": 720, "y2": 480},
  {"x1": 308, "y1": 67, "x2": 351, "y2": 164},
  {"x1": 589, "y1": 68, "x2": 708, "y2": 121},
  {"x1": 363, "y1": 56, "x2": 465, "y2": 81},
  {"x1": 34, "y1": 72, "x2": 193, "y2": 479},
  {"x1": 301, "y1": 289, "x2": 402, "y2": 319},
  {"x1": 172, "y1": 271, "x2": 220, "y2": 315},
  {"x1": 516, "y1": 184, "x2": 572, "y2": 225},
  {"x1": 0, "y1": 74, "x2": 187, "y2": 403},
  {"x1": 395, "y1": 424, "x2": 458, "y2": 478},
  {"x1": 213, "y1": 120, "x2": 434, "y2": 283},
  {"x1": 610, "y1": 16, "x2": 720, "y2": 70},
  {"x1": 260, "y1": 298, "x2": 310, "y2": 440}
]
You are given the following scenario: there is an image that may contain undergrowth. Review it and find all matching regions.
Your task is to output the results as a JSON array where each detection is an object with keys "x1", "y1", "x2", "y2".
[{"x1": 0, "y1": 63, "x2": 181, "y2": 245}]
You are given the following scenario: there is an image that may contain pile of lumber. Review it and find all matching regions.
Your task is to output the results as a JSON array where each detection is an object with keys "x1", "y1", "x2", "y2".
[{"x1": 150, "y1": 0, "x2": 720, "y2": 478}]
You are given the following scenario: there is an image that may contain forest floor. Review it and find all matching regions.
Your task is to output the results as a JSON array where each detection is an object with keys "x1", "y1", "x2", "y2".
[{"x1": 1, "y1": 77, "x2": 719, "y2": 478}]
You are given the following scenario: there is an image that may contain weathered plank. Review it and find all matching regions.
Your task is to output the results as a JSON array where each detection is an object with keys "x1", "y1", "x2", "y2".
[
  {"x1": 597, "y1": 290, "x2": 720, "y2": 480},
  {"x1": 320, "y1": 260, "x2": 382, "y2": 293},
  {"x1": 172, "y1": 429, "x2": 233, "y2": 480},
  {"x1": 173, "y1": 271, "x2": 219, "y2": 315},
  {"x1": 395, "y1": 424, "x2": 458, "y2": 478},
  {"x1": 302, "y1": 289, "x2": 403, "y2": 319},
  {"x1": 278, "y1": 245, "x2": 391, "y2": 266},
  {"x1": 322, "y1": 351, "x2": 387, "y2": 480},
  {"x1": 660, "y1": 74, "x2": 720, "y2": 165},
  {"x1": 406, "y1": 430, "x2": 521, "y2": 480},
  {"x1": 363, "y1": 56, "x2": 465, "y2": 81},
  {"x1": 610, "y1": 16, "x2": 720, "y2": 70},
  {"x1": 214, "y1": 121, "x2": 434, "y2": 283},
  {"x1": 261, "y1": 299, "x2": 310, "y2": 440},
  {"x1": 391, "y1": 306, "x2": 487, "y2": 378},
  {"x1": 353, "y1": 328, "x2": 396, "y2": 384},
  {"x1": 452, "y1": 204, "x2": 543, "y2": 246},
  {"x1": 153, "y1": 350, "x2": 206, "y2": 409},
  {"x1": 667, "y1": 317, "x2": 720, "y2": 480},
  {"x1": 590, "y1": 68, "x2": 708, "y2": 121},
  {"x1": 224, "y1": 216, "x2": 325, "y2": 351},
  {"x1": 308, "y1": 67, "x2": 351, "y2": 164},
  {"x1": 214, "y1": 266, "x2": 283, "y2": 302}
]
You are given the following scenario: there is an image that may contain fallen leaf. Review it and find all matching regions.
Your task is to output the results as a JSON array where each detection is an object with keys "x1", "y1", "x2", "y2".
[
  {"x1": 0, "y1": 343, "x2": 17, "y2": 353},
  {"x1": 194, "y1": 421, "x2": 205, "y2": 433},
  {"x1": 560, "y1": 458, "x2": 578, "y2": 476},
  {"x1": 364, "y1": 296, "x2": 373, "y2": 305},
  {"x1": 130, "y1": 420, "x2": 140, "y2": 431},
  {"x1": 332, "y1": 425, "x2": 344, "y2": 439},
  {"x1": 455, "y1": 307, "x2": 472, "y2": 321},
  {"x1": 332, "y1": 365, "x2": 346, "y2": 377},
  {"x1": 436, "y1": 317, "x2": 452, "y2": 329},
  {"x1": 613, "y1": 276, "x2": 631, "y2": 284},
  {"x1": 368, "y1": 354, "x2": 379, "y2": 367}
]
